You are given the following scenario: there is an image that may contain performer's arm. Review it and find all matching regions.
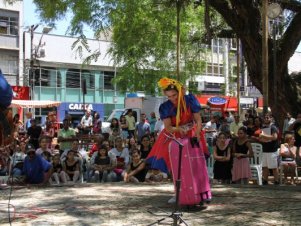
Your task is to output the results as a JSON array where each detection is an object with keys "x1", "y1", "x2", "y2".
[
  {"x1": 163, "y1": 118, "x2": 186, "y2": 135},
  {"x1": 193, "y1": 112, "x2": 202, "y2": 141}
]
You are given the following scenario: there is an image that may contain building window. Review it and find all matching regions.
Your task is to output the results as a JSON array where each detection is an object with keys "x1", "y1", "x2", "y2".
[
  {"x1": 82, "y1": 70, "x2": 95, "y2": 89},
  {"x1": 103, "y1": 71, "x2": 114, "y2": 90},
  {"x1": 206, "y1": 63, "x2": 223, "y2": 77},
  {"x1": 66, "y1": 69, "x2": 80, "y2": 88},
  {"x1": 0, "y1": 15, "x2": 18, "y2": 36}
]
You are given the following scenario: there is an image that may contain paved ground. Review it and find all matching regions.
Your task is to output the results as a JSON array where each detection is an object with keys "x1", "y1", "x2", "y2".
[{"x1": 1, "y1": 182, "x2": 301, "y2": 226}]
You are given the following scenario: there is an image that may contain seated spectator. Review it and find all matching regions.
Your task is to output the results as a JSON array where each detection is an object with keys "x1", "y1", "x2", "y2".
[
  {"x1": 139, "y1": 135, "x2": 152, "y2": 159},
  {"x1": 124, "y1": 150, "x2": 146, "y2": 183},
  {"x1": 90, "y1": 144, "x2": 116, "y2": 182},
  {"x1": 22, "y1": 143, "x2": 52, "y2": 184},
  {"x1": 36, "y1": 136, "x2": 52, "y2": 162},
  {"x1": 0, "y1": 146, "x2": 10, "y2": 176},
  {"x1": 213, "y1": 132, "x2": 232, "y2": 184},
  {"x1": 109, "y1": 128, "x2": 121, "y2": 148},
  {"x1": 88, "y1": 134, "x2": 104, "y2": 157},
  {"x1": 49, "y1": 154, "x2": 67, "y2": 185},
  {"x1": 127, "y1": 137, "x2": 139, "y2": 156},
  {"x1": 108, "y1": 136, "x2": 130, "y2": 181},
  {"x1": 120, "y1": 115, "x2": 129, "y2": 142},
  {"x1": 62, "y1": 149, "x2": 80, "y2": 183},
  {"x1": 145, "y1": 168, "x2": 168, "y2": 183},
  {"x1": 280, "y1": 134, "x2": 297, "y2": 184},
  {"x1": 10, "y1": 141, "x2": 26, "y2": 177}
]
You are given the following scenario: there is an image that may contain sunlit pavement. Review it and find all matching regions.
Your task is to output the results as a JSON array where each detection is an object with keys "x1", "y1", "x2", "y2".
[{"x1": 1, "y1": 182, "x2": 301, "y2": 226}]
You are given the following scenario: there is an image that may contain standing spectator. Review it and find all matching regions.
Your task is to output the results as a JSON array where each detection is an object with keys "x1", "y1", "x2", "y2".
[
  {"x1": 12, "y1": 113, "x2": 23, "y2": 133},
  {"x1": 120, "y1": 115, "x2": 129, "y2": 141},
  {"x1": 213, "y1": 132, "x2": 232, "y2": 184},
  {"x1": 204, "y1": 115, "x2": 218, "y2": 148},
  {"x1": 283, "y1": 112, "x2": 295, "y2": 137},
  {"x1": 92, "y1": 112, "x2": 102, "y2": 135},
  {"x1": 149, "y1": 112, "x2": 157, "y2": 134},
  {"x1": 125, "y1": 109, "x2": 136, "y2": 139},
  {"x1": 245, "y1": 116, "x2": 256, "y2": 138},
  {"x1": 288, "y1": 113, "x2": 301, "y2": 148},
  {"x1": 26, "y1": 119, "x2": 42, "y2": 149},
  {"x1": 24, "y1": 112, "x2": 33, "y2": 131},
  {"x1": 135, "y1": 113, "x2": 151, "y2": 143},
  {"x1": 80, "y1": 109, "x2": 93, "y2": 134},
  {"x1": 22, "y1": 143, "x2": 52, "y2": 184},
  {"x1": 259, "y1": 113, "x2": 280, "y2": 185},
  {"x1": 224, "y1": 111, "x2": 234, "y2": 124},
  {"x1": 229, "y1": 113, "x2": 243, "y2": 139},
  {"x1": 154, "y1": 117, "x2": 164, "y2": 138},
  {"x1": 232, "y1": 127, "x2": 253, "y2": 184},
  {"x1": 108, "y1": 118, "x2": 121, "y2": 135},
  {"x1": 58, "y1": 119, "x2": 76, "y2": 153},
  {"x1": 218, "y1": 117, "x2": 231, "y2": 138}
]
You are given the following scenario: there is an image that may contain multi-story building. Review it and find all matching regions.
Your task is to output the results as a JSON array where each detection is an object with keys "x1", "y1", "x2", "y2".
[{"x1": 0, "y1": 0, "x2": 23, "y2": 85}]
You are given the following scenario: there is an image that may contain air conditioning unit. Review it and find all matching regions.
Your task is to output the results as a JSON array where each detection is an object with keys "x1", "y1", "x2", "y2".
[{"x1": 197, "y1": 81, "x2": 205, "y2": 91}]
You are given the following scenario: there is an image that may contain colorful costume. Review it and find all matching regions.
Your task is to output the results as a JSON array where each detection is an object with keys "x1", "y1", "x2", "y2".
[{"x1": 146, "y1": 77, "x2": 211, "y2": 204}]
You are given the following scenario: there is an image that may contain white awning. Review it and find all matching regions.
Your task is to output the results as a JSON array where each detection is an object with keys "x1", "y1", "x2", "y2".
[{"x1": 10, "y1": 100, "x2": 61, "y2": 108}]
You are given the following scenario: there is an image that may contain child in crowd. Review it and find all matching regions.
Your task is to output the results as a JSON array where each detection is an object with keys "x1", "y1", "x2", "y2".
[
  {"x1": 124, "y1": 150, "x2": 146, "y2": 183},
  {"x1": 90, "y1": 144, "x2": 116, "y2": 182},
  {"x1": 109, "y1": 136, "x2": 130, "y2": 181},
  {"x1": 49, "y1": 154, "x2": 67, "y2": 185},
  {"x1": 213, "y1": 132, "x2": 232, "y2": 184},
  {"x1": 62, "y1": 150, "x2": 80, "y2": 183},
  {"x1": 232, "y1": 127, "x2": 253, "y2": 184},
  {"x1": 145, "y1": 168, "x2": 168, "y2": 183}
]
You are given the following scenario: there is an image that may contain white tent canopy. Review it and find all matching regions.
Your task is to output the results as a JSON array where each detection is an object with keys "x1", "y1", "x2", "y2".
[{"x1": 10, "y1": 100, "x2": 61, "y2": 108}]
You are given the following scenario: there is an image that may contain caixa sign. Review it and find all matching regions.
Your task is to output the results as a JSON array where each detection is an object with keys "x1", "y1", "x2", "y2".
[
  {"x1": 68, "y1": 103, "x2": 93, "y2": 111},
  {"x1": 208, "y1": 96, "x2": 227, "y2": 105}
]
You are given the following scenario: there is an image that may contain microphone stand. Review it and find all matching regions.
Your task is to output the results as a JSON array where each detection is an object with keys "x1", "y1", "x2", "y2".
[{"x1": 148, "y1": 133, "x2": 188, "y2": 226}]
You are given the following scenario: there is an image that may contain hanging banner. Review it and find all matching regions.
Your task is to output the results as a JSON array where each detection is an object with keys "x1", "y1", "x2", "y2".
[{"x1": 11, "y1": 86, "x2": 30, "y2": 100}]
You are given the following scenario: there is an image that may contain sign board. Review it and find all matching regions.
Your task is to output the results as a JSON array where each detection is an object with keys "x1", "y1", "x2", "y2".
[{"x1": 208, "y1": 96, "x2": 227, "y2": 105}]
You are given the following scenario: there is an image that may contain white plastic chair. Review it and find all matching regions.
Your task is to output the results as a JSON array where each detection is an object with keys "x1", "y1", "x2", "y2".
[
  {"x1": 249, "y1": 143, "x2": 263, "y2": 185},
  {"x1": 207, "y1": 154, "x2": 215, "y2": 180}
]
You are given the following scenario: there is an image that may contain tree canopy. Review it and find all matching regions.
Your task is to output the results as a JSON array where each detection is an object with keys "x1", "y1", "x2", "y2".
[{"x1": 28, "y1": 0, "x2": 301, "y2": 123}]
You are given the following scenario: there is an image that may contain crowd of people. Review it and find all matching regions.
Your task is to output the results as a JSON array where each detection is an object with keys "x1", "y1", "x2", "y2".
[
  {"x1": 1, "y1": 100, "x2": 301, "y2": 188},
  {"x1": 209, "y1": 111, "x2": 301, "y2": 185}
]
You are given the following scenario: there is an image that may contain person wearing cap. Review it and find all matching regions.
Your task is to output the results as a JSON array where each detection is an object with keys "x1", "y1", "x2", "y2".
[{"x1": 22, "y1": 144, "x2": 52, "y2": 184}]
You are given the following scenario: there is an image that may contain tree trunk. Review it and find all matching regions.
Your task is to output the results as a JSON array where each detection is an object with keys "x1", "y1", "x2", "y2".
[{"x1": 208, "y1": 0, "x2": 301, "y2": 128}]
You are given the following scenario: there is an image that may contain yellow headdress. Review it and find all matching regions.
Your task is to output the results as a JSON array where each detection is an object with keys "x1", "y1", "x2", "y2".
[{"x1": 158, "y1": 77, "x2": 187, "y2": 127}]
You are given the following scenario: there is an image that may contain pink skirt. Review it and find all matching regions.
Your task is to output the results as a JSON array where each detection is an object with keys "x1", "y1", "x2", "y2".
[{"x1": 232, "y1": 157, "x2": 252, "y2": 181}]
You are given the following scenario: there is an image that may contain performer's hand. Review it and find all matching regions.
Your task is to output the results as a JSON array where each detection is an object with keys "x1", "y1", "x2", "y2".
[{"x1": 177, "y1": 127, "x2": 187, "y2": 136}]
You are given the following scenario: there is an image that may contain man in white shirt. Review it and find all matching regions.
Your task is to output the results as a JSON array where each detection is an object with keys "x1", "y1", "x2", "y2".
[
  {"x1": 229, "y1": 113, "x2": 243, "y2": 138},
  {"x1": 80, "y1": 110, "x2": 93, "y2": 134}
]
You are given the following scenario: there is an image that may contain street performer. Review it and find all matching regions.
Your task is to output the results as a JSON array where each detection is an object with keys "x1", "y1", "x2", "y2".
[
  {"x1": 0, "y1": 69, "x2": 13, "y2": 139},
  {"x1": 146, "y1": 77, "x2": 211, "y2": 205}
]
